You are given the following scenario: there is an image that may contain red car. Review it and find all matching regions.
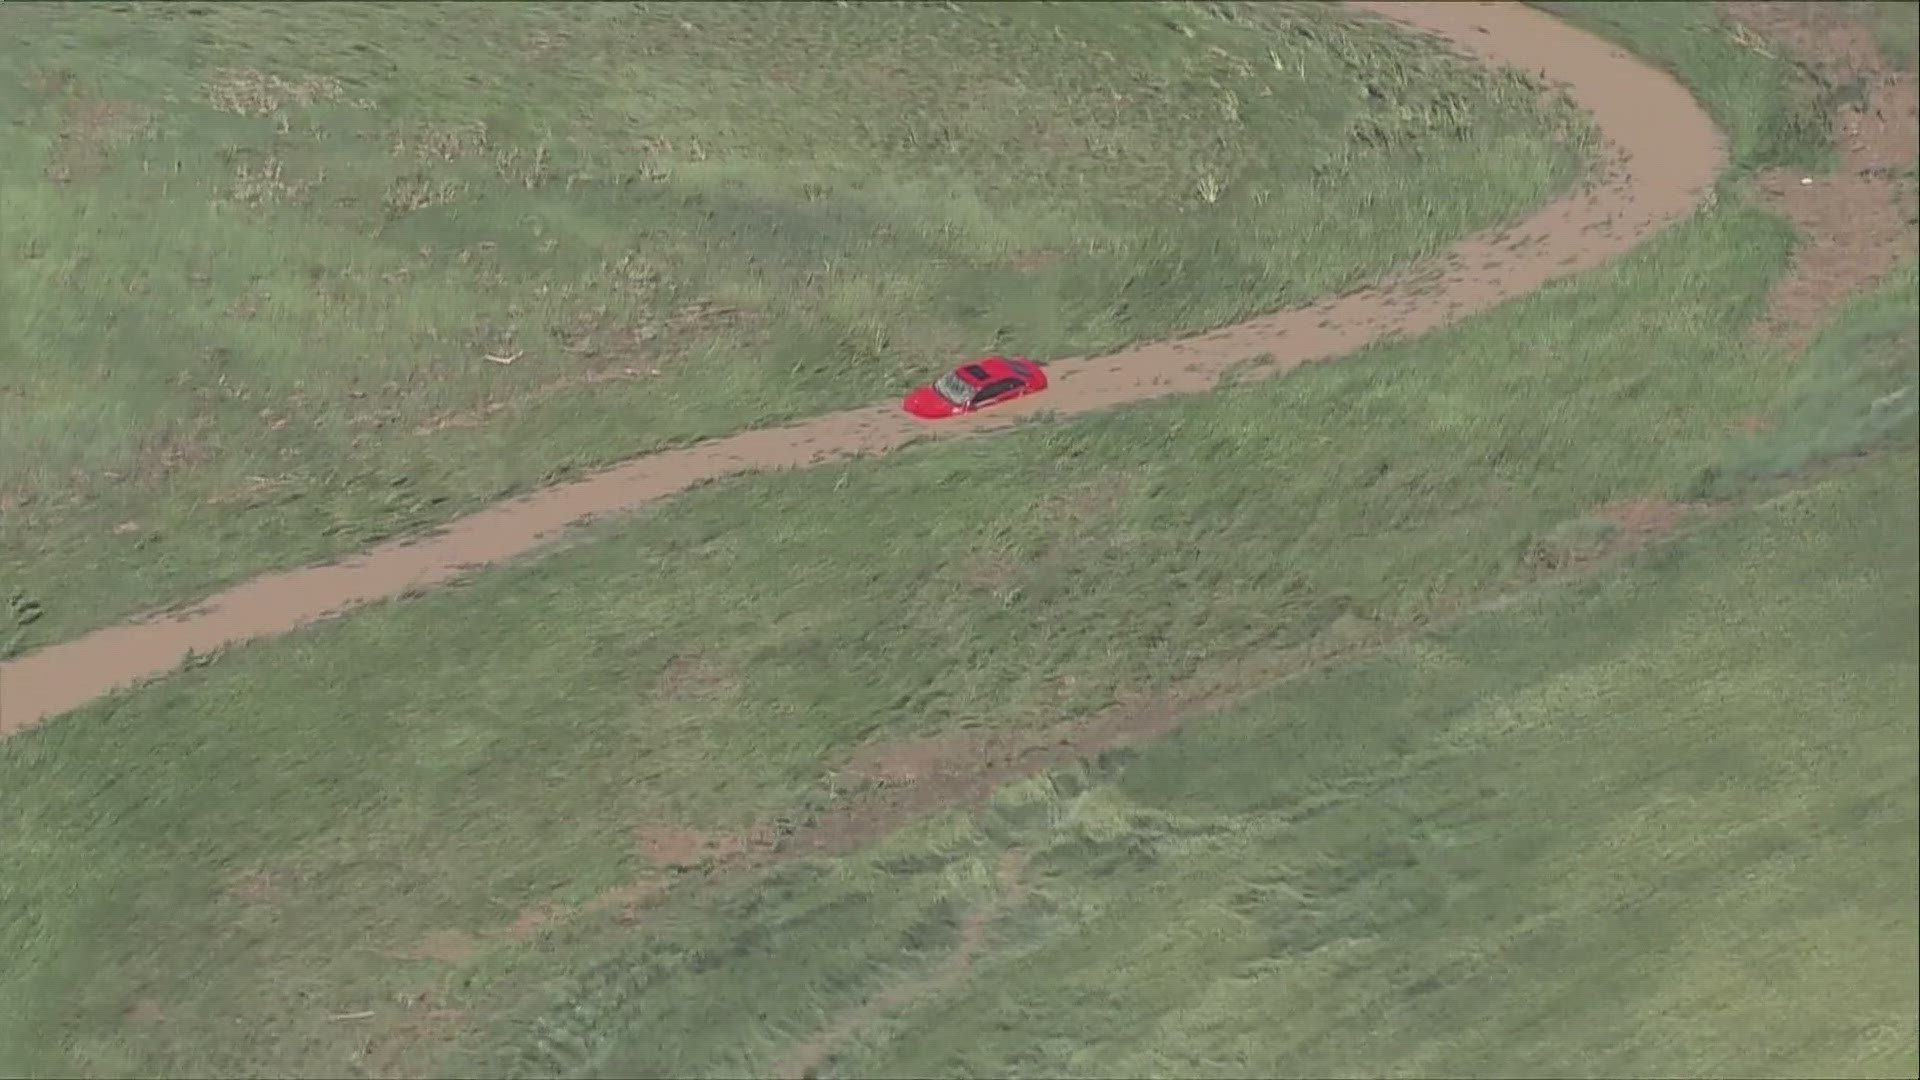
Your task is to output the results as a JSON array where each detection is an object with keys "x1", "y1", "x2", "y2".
[{"x1": 901, "y1": 356, "x2": 1048, "y2": 420}]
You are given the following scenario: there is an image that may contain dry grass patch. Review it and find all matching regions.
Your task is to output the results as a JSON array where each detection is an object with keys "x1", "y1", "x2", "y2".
[
  {"x1": 45, "y1": 95, "x2": 153, "y2": 183},
  {"x1": 203, "y1": 67, "x2": 355, "y2": 116}
]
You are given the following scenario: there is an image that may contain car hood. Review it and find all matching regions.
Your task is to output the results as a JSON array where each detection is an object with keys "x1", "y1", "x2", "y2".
[{"x1": 902, "y1": 386, "x2": 959, "y2": 419}]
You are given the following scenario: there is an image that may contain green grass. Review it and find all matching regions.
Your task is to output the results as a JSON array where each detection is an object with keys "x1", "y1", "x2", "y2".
[
  {"x1": 1, "y1": 112, "x2": 1888, "y2": 1080},
  {"x1": 502, "y1": 446, "x2": 1919, "y2": 1080},
  {"x1": 1856, "y1": 0, "x2": 1920, "y2": 70},
  {"x1": 0, "y1": 0, "x2": 1594, "y2": 651},
  {"x1": 4, "y1": 3, "x2": 1913, "y2": 1076},
  {"x1": 1701, "y1": 261, "x2": 1918, "y2": 494}
]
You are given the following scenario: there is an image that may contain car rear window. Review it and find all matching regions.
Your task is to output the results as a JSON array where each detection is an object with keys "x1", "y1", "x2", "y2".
[{"x1": 1009, "y1": 360, "x2": 1032, "y2": 377}]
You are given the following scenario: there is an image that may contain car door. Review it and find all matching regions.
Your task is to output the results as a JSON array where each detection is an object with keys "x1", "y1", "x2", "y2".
[{"x1": 970, "y1": 377, "x2": 1024, "y2": 409}]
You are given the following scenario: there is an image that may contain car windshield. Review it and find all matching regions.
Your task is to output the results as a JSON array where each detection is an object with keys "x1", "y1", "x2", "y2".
[{"x1": 933, "y1": 372, "x2": 973, "y2": 405}]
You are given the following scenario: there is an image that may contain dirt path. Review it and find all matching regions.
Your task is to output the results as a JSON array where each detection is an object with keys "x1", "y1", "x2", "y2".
[
  {"x1": 0, "y1": 2, "x2": 1724, "y2": 736},
  {"x1": 1722, "y1": 0, "x2": 1919, "y2": 347}
]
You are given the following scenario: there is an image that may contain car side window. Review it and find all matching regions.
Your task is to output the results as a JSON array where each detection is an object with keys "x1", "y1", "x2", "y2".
[{"x1": 973, "y1": 377, "x2": 1023, "y2": 404}]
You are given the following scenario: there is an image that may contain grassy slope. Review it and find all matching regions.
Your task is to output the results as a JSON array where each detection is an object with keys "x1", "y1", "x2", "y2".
[
  {"x1": 820, "y1": 271, "x2": 1917, "y2": 1080},
  {"x1": 492, "y1": 262, "x2": 1917, "y2": 1080},
  {"x1": 510, "y1": 445, "x2": 1919, "y2": 1080},
  {"x1": 489, "y1": 255, "x2": 1920, "y2": 1080},
  {"x1": 1709, "y1": 261, "x2": 1918, "y2": 490},
  {"x1": 2, "y1": 3, "x2": 1914, "y2": 1077},
  {"x1": 0, "y1": 0, "x2": 1592, "y2": 651}
]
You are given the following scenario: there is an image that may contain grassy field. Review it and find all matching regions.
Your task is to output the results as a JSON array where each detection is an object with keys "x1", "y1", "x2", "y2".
[
  {"x1": 0, "y1": 0, "x2": 1595, "y2": 652},
  {"x1": 2, "y1": 2, "x2": 1914, "y2": 1077},
  {"x1": 498, "y1": 445, "x2": 1919, "y2": 1080},
  {"x1": 3, "y1": 241, "x2": 1910, "y2": 1073},
  {"x1": 8, "y1": 1, "x2": 1917, "y2": 1070}
]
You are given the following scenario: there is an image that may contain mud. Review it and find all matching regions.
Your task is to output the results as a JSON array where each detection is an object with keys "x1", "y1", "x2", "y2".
[
  {"x1": 0, "y1": 2, "x2": 1725, "y2": 736},
  {"x1": 1724, "y1": 0, "x2": 1920, "y2": 347}
]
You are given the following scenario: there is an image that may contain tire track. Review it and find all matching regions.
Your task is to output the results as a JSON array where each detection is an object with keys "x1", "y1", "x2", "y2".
[{"x1": 0, "y1": 2, "x2": 1725, "y2": 736}]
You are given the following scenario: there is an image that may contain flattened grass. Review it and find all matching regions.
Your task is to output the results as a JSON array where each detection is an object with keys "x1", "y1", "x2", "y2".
[
  {"x1": 1703, "y1": 260, "x2": 1918, "y2": 492},
  {"x1": 506, "y1": 446, "x2": 1919, "y2": 1080},
  {"x1": 0, "y1": 0, "x2": 1592, "y2": 650}
]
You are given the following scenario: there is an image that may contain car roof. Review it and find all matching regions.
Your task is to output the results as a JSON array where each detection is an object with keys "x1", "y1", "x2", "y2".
[{"x1": 956, "y1": 356, "x2": 1024, "y2": 385}]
